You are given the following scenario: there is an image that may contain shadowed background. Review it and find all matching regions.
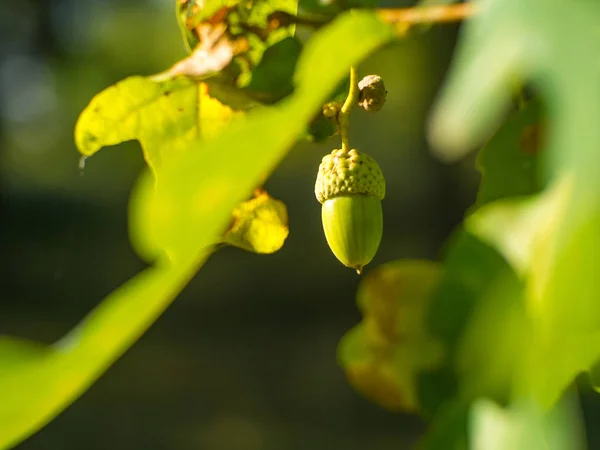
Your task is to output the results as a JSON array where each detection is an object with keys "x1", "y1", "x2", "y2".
[{"x1": 5, "y1": 1, "x2": 597, "y2": 449}]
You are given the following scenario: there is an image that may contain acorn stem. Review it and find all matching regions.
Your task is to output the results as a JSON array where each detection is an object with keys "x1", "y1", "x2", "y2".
[{"x1": 339, "y1": 66, "x2": 359, "y2": 151}]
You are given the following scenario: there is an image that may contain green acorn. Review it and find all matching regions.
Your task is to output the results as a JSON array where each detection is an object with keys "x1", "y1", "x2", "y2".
[{"x1": 315, "y1": 148, "x2": 386, "y2": 274}]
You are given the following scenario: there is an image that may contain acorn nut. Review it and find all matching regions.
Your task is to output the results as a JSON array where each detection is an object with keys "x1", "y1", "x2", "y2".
[{"x1": 315, "y1": 148, "x2": 385, "y2": 274}]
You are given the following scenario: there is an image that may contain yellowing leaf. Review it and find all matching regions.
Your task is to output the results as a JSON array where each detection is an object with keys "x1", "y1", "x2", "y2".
[
  {"x1": 338, "y1": 260, "x2": 445, "y2": 412},
  {"x1": 75, "y1": 77, "x2": 243, "y2": 177},
  {"x1": 222, "y1": 189, "x2": 289, "y2": 254}
]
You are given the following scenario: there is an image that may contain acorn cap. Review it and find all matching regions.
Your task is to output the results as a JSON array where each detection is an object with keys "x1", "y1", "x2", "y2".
[
  {"x1": 358, "y1": 75, "x2": 387, "y2": 112},
  {"x1": 315, "y1": 149, "x2": 385, "y2": 204}
]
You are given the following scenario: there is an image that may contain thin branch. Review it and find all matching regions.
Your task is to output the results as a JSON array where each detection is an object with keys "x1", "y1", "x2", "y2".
[
  {"x1": 377, "y1": 3, "x2": 477, "y2": 28},
  {"x1": 275, "y1": 3, "x2": 477, "y2": 31}
]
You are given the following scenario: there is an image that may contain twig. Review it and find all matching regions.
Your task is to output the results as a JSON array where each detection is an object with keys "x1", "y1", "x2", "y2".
[
  {"x1": 377, "y1": 3, "x2": 477, "y2": 28},
  {"x1": 278, "y1": 3, "x2": 477, "y2": 31}
]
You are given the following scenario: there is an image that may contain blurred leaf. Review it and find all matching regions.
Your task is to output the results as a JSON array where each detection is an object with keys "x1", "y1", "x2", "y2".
[
  {"x1": 422, "y1": 389, "x2": 586, "y2": 450},
  {"x1": 453, "y1": 259, "x2": 526, "y2": 403},
  {"x1": 75, "y1": 77, "x2": 245, "y2": 178},
  {"x1": 417, "y1": 229, "x2": 521, "y2": 416},
  {"x1": 469, "y1": 394, "x2": 586, "y2": 450},
  {"x1": 338, "y1": 230, "x2": 522, "y2": 418},
  {"x1": 0, "y1": 264, "x2": 199, "y2": 450},
  {"x1": 467, "y1": 174, "x2": 600, "y2": 406},
  {"x1": 417, "y1": 399, "x2": 470, "y2": 450},
  {"x1": 0, "y1": 11, "x2": 395, "y2": 450},
  {"x1": 416, "y1": 366, "x2": 459, "y2": 419},
  {"x1": 222, "y1": 189, "x2": 289, "y2": 253},
  {"x1": 426, "y1": 229, "x2": 512, "y2": 346},
  {"x1": 243, "y1": 36, "x2": 302, "y2": 102},
  {"x1": 338, "y1": 260, "x2": 445, "y2": 413},
  {"x1": 0, "y1": 337, "x2": 50, "y2": 369},
  {"x1": 475, "y1": 101, "x2": 545, "y2": 207},
  {"x1": 428, "y1": 0, "x2": 600, "y2": 170},
  {"x1": 429, "y1": 0, "x2": 600, "y2": 410},
  {"x1": 467, "y1": 175, "x2": 571, "y2": 278}
]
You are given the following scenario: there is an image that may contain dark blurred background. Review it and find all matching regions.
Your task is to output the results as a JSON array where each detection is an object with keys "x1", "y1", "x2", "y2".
[{"x1": 0, "y1": 0, "x2": 543, "y2": 449}]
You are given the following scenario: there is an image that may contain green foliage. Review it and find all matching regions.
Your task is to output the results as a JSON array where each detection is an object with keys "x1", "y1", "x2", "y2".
[
  {"x1": 0, "y1": 9, "x2": 395, "y2": 450},
  {"x1": 426, "y1": 0, "x2": 600, "y2": 446},
  {"x1": 2, "y1": 0, "x2": 600, "y2": 448},
  {"x1": 432, "y1": 0, "x2": 600, "y2": 404}
]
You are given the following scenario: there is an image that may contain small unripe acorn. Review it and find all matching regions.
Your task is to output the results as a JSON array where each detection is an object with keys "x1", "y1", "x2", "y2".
[
  {"x1": 315, "y1": 148, "x2": 385, "y2": 274},
  {"x1": 358, "y1": 75, "x2": 387, "y2": 112}
]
